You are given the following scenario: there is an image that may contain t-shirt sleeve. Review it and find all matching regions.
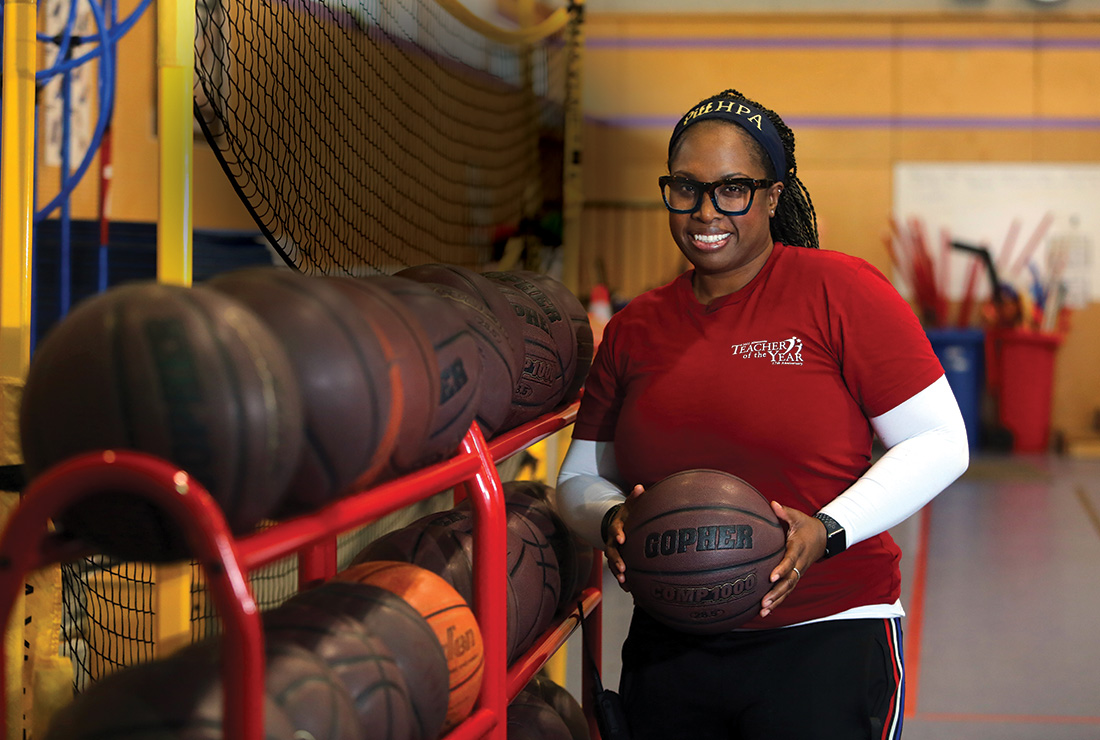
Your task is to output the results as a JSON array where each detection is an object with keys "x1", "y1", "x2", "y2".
[
  {"x1": 572, "y1": 313, "x2": 624, "y2": 441},
  {"x1": 835, "y1": 262, "x2": 945, "y2": 418}
]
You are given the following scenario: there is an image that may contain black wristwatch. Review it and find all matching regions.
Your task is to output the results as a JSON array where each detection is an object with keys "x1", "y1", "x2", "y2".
[{"x1": 814, "y1": 512, "x2": 847, "y2": 559}]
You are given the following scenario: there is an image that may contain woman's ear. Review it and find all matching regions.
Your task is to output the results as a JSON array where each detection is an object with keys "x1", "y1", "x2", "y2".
[{"x1": 768, "y1": 183, "x2": 784, "y2": 216}]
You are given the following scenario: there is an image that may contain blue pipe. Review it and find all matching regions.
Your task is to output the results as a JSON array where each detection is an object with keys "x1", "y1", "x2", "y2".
[
  {"x1": 60, "y1": 55, "x2": 73, "y2": 316},
  {"x1": 34, "y1": 0, "x2": 151, "y2": 81},
  {"x1": 40, "y1": 0, "x2": 82, "y2": 63},
  {"x1": 34, "y1": 0, "x2": 114, "y2": 222},
  {"x1": 97, "y1": 0, "x2": 119, "y2": 294}
]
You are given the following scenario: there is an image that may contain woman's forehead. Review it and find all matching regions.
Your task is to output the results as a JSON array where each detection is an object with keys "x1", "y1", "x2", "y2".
[{"x1": 669, "y1": 122, "x2": 764, "y2": 176}]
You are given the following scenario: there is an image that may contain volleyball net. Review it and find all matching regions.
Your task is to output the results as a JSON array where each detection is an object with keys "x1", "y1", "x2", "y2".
[{"x1": 194, "y1": 0, "x2": 583, "y2": 275}]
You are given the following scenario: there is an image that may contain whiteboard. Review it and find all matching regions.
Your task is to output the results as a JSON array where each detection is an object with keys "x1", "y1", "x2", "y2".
[{"x1": 892, "y1": 163, "x2": 1100, "y2": 308}]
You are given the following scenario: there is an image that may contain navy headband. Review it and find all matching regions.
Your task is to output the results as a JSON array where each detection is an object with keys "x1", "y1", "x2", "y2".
[{"x1": 668, "y1": 96, "x2": 788, "y2": 183}]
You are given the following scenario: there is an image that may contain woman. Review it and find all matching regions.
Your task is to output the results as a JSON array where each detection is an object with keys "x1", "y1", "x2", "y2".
[{"x1": 555, "y1": 88, "x2": 969, "y2": 740}]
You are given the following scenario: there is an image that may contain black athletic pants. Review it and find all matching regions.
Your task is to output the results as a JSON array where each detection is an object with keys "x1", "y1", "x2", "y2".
[{"x1": 619, "y1": 608, "x2": 905, "y2": 740}]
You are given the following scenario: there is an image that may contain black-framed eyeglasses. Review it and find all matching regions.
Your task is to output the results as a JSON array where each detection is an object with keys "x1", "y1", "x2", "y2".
[{"x1": 658, "y1": 176, "x2": 776, "y2": 217}]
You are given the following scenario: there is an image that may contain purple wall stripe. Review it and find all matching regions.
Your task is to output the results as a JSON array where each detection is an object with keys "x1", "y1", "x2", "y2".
[
  {"x1": 594, "y1": 114, "x2": 1100, "y2": 130},
  {"x1": 586, "y1": 36, "x2": 1100, "y2": 51}
]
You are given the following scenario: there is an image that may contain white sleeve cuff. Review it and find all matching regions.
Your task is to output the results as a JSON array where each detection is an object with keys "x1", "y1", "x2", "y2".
[{"x1": 820, "y1": 375, "x2": 969, "y2": 547}]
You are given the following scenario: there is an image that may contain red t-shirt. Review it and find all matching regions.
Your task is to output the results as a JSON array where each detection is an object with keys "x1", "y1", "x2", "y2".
[{"x1": 574, "y1": 242, "x2": 944, "y2": 628}]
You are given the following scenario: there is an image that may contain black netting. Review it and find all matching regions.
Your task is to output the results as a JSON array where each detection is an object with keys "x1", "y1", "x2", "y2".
[
  {"x1": 61, "y1": 558, "x2": 156, "y2": 693},
  {"x1": 194, "y1": 0, "x2": 579, "y2": 275}
]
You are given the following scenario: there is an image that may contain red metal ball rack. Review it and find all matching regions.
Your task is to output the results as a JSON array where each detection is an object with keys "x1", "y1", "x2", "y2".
[{"x1": 0, "y1": 400, "x2": 606, "y2": 740}]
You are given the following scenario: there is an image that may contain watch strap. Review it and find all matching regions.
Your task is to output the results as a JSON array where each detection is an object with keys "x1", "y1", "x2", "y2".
[{"x1": 814, "y1": 511, "x2": 847, "y2": 559}]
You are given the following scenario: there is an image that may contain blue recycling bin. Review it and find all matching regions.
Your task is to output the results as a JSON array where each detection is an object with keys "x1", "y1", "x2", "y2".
[{"x1": 925, "y1": 328, "x2": 985, "y2": 450}]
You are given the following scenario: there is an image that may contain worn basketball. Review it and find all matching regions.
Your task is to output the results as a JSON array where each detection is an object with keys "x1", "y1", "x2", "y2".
[
  {"x1": 336, "y1": 561, "x2": 484, "y2": 732},
  {"x1": 394, "y1": 264, "x2": 526, "y2": 409},
  {"x1": 286, "y1": 580, "x2": 449, "y2": 740},
  {"x1": 420, "y1": 282, "x2": 520, "y2": 438},
  {"x1": 367, "y1": 275, "x2": 483, "y2": 465},
  {"x1": 493, "y1": 282, "x2": 568, "y2": 430},
  {"x1": 19, "y1": 282, "x2": 304, "y2": 561},
  {"x1": 394, "y1": 264, "x2": 521, "y2": 349},
  {"x1": 261, "y1": 641, "x2": 365, "y2": 740},
  {"x1": 501, "y1": 480, "x2": 592, "y2": 615},
  {"x1": 484, "y1": 272, "x2": 577, "y2": 397},
  {"x1": 322, "y1": 276, "x2": 440, "y2": 477},
  {"x1": 442, "y1": 504, "x2": 560, "y2": 661},
  {"x1": 349, "y1": 510, "x2": 532, "y2": 663},
  {"x1": 620, "y1": 469, "x2": 786, "y2": 634},
  {"x1": 262, "y1": 600, "x2": 417, "y2": 740},
  {"x1": 42, "y1": 645, "x2": 299, "y2": 740},
  {"x1": 350, "y1": 514, "x2": 477, "y2": 607},
  {"x1": 515, "y1": 271, "x2": 594, "y2": 403},
  {"x1": 528, "y1": 673, "x2": 589, "y2": 740},
  {"x1": 506, "y1": 686, "x2": 575, "y2": 740},
  {"x1": 207, "y1": 267, "x2": 400, "y2": 515}
]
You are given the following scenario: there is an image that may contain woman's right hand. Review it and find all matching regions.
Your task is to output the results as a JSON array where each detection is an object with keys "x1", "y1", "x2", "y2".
[{"x1": 605, "y1": 484, "x2": 645, "y2": 592}]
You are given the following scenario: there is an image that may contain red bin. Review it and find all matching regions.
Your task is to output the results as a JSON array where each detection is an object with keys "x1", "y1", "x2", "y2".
[{"x1": 987, "y1": 329, "x2": 1063, "y2": 453}]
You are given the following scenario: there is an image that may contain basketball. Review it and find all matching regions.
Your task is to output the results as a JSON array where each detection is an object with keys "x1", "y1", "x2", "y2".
[
  {"x1": 619, "y1": 469, "x2": 786, "y2": 634},
  {"x1": 506, "y1": 686, "x2": 575, "y2": 740},
  {"x1": 484, "y1": 271, "x2": 577, "y2": 402},
  {"x1": 206, "y1": 267, "x2": 400, "y2": 515},
  {"x1": 322, "y1": 276, "x2": 440, "y2": 478},
  {"x1": 42, "y1": 645, "x2": 299, "y2": 740},
  {"x1": 286, "y1": 580, "x2": 449, "y2": 740},
  {"x1": 19, "y1": 281, "x2": 304, "y2": 561},
  {"x1": 493, "y1": 282, "x2": 568, "y2": 430},
  {"x1": 367, "y1": 275, "x2": 483, "y2": 465},
  {"x1": 528, "y1": 673, "x2": 589, "y2": 740},
  {"x1": 419, "y1": 282, "x2": 520, "y2": 438},
  {"x1": 441, "y1": 504, "x2": 560, "y2": 661},
  {"x1": 261, "y1": 641, "x2": 365, "y2": 740},
  {"x1": 394, "y1": 263, "x2": 518, "y2": 338},
  {"x1": 262, "y1": 600, "x2": 417, "y2": 740},
  {"x1": 515, "y1": 271, "x2": 594, "y2": 403},
  {"x1": 501, "y1": 480, "x2": 592, "y2": 615},
  {"x1": 350, "y1": 513, "x2": 477, "y2": 606},
  {"x1": 394, "y1": 264, "x2": 527, "y2": 414},
  {"x1": 335, "y1": 561, "x2": 484, "y2": 732}
]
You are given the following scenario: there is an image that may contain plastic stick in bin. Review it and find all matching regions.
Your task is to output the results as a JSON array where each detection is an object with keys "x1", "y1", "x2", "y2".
[{"x1": 951, "y1": 241, "x2": 1019, "y2": 328}]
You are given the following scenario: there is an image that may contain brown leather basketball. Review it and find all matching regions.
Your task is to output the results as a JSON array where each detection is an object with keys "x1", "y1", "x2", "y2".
[
  {"x1": 320, "y1": 276, "x2": 440, "y2": 478},
  {"x1": 19, "y1": 281, "x2": 304, "y2": 561},
  {"x1": 515, "y1": 271, "x2": 594, "y2": 404},
  {"x1": 367, "y1": 275, "x2": 483, "y2": 465},
  {"x1": 206, "y1": 267, "x2": 400, "y2": 515},
  {"x1": 620, "y1": 469, "x2": 786, "y2": 634}
]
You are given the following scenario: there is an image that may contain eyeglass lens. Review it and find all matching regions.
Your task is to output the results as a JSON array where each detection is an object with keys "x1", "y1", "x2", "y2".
[{"x1": 662, "y1": 178, "x2": 759, "y2": 215}]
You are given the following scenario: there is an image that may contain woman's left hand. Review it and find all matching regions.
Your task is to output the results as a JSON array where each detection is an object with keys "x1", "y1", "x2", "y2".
[{"x1": 758, "y1": 501, "x2": 827, "y2": 619}]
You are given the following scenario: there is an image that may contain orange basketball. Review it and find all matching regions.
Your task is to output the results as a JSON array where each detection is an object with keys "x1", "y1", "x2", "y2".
[{"x1": 335, "y1": 561, "x2": 484, "y2": 732}]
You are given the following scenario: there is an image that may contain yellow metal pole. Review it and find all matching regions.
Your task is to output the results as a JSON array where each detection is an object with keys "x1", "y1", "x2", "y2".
[
  {"x1": 157, "y1": 0, "x2": 195, "y2": 286},
  {"x1": 1, "y1": 8, "x2": 36, "y2": 733},
  {"x1": 154, "y1": 562, "x2": 193, "y2": 658},
  {"x1": 154, "y1": 0, "x2": 195, "y2": 653},
  {"x1": 0, "y1": 0, "x2": 37, "y2": 380}
]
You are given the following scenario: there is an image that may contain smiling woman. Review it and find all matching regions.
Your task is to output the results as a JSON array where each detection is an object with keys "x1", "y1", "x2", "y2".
[{"x1": 554, "y1": 86, "x2": 970, "y2": 740}]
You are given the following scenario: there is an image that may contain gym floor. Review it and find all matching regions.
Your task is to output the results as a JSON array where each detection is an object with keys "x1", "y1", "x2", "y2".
[{"x1": 562, "y1": 453, "x2": 1100, "y2": 739}]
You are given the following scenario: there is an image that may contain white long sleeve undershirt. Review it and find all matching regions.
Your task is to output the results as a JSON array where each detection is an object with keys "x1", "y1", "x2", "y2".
[{"x1": 555, "y1": 374, "x2": 969, "y2": 551}]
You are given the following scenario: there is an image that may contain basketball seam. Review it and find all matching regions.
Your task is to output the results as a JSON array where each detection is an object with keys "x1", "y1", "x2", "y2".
[
  {"x1": 179, "y1": 288, "x2": 248, "y2": 517},
  {"x1": 625, "y1": 546, "x2": 785, "y2": 577},
  {"x1": 629, "y1": 504, "x2": 784, "y2": 531}
]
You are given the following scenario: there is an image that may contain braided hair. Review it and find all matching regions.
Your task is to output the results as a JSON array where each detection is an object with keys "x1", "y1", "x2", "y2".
[{"x1": 669, "y1": 88, "x2": 820, "y2": 250}]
